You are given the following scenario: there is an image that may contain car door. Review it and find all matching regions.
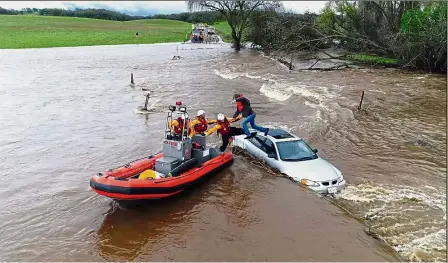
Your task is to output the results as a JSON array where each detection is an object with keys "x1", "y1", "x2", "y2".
[
  {"x1": 258, "y1": 137, "x2": 281, "y2": 170},
  {"x1": 246, "y1": 135, "x2": 265, "y2": 159}
]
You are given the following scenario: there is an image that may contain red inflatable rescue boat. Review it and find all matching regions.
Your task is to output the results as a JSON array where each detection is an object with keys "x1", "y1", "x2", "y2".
[
  {"x1": 90, "y1": 151, "x2": 233, "y2": 201},
  {"x1": 90, "y1": 102, "x2": 234, "y2": 201}
]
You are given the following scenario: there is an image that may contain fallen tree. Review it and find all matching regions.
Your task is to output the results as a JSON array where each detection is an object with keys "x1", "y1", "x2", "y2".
[{"x1": 245, "y1": 0, "x2": 446, "y2": 73}]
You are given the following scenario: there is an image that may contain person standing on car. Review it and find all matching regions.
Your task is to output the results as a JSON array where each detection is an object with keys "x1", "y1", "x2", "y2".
[
  {"x1": 205, "y1": 113, "x2": 243, "y2": 152},
  {"x1": 232, "y1": 93, "x2": 269, "y2": 139}
]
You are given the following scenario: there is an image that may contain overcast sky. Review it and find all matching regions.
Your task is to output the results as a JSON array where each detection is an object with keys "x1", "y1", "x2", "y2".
[{"x1": 0, "y1": 1, "x2": 327, "y2": 16}]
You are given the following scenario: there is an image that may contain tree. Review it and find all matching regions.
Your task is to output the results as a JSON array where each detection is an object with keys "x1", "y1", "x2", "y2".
[
  {"x1": 245, "y1": 9, "x2": 277, "y2": 48},
  {"x1": 397, "y1": 1, "x2": 447, "y2": 72},
  {"x1": 0, "y1": 7, "x2": 19, "y2": 15},
  {"x1": 186, "y1": 1, "x2": 280, "y2": 51},
  {"x1": 246, "y1": 10, "x2": 327, "y2": 69},
  {"x1": 316, "y1": 0, "x2": 446, "y2": 72}
]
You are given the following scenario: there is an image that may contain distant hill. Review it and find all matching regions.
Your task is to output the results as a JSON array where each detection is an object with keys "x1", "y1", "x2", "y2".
[{"x1": 0, "y1": 6, "x2": 225, "y2": 24}]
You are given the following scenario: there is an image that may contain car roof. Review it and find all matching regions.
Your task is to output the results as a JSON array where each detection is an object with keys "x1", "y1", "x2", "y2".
[{"x1": 252, "y1": 128, "x2": 301, "y2": 142}]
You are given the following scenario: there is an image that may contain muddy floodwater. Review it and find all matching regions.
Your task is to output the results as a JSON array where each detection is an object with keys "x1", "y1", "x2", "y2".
[{"x1": 0, "y1": 42, "x2": 445, "y2": 262}]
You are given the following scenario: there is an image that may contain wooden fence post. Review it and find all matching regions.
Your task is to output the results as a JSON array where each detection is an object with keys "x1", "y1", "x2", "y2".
[{"x1": 358, "y1": 91, "x2": 365, "y2": 111}]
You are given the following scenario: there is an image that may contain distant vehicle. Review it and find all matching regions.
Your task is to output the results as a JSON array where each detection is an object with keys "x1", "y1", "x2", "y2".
[
  {"x1": 233, "y1": 129, "x2": 346, "y2": 195},
  {"x1": 207, "y1": 26, "x2": 215, "y2": 35},
  {"x1": 189, "y1": 23, "x2": 219, "y2": 44}
]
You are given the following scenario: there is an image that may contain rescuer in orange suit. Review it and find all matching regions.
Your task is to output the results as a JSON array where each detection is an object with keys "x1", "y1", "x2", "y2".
[
  {"x1": 189, "y1": 109, "x2": 217, "y2": 137},
  {"x1": 205, "y1": 113, "x2": 243, "y2": 152},
  {"x1": 169, "y1": 115, "x2": 190, "y2": 138},
  {"x1": 168, "y1": 100, "x2": 190, "y2": 139}
]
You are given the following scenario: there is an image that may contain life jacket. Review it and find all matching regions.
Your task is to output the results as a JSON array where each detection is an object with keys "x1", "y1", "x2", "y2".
[
  {"x1": 236, "y1": 94, "x2": 244, "y2": 112},
  {"x1": 217, "y1": 118, "x2": 231, "y2": 135},
  {"x1": 194, "y1": 116, "x2": 208, "y2": 133},
  {"x1": 173, "y1": 117, "x2": 185, "y2": 135}
]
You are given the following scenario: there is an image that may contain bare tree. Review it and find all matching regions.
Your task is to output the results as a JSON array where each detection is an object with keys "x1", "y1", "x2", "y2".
[{"x1": 186, "y1": 1, "x2": 280, "y2": 51}]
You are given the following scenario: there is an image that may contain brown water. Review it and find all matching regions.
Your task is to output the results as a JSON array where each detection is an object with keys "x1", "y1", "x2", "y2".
[{"x1": 0, "y1": 43, "x2": 445, "y2": 262}]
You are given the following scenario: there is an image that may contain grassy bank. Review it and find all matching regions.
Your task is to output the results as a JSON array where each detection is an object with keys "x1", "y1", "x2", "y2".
[
  {"x1": 347, "y1": 54, "x2": 399, "y2": 67},
  {"x1": 0, "y1": 15, "x2": 192, "y2": 49},
  {"x1": 213, "y1": 21, "x2": 232, "y2": 43}
]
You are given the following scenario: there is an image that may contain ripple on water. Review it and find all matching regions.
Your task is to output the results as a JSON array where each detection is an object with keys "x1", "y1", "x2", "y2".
[{"x1": 335, "y1": 183, "x2": 446, "y2": 262}]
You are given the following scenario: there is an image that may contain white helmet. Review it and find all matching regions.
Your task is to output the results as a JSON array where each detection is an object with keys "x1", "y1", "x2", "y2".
[
  {"x1": 217, "y1": 113, "x2": 225, "y2": 121},
  {"x1": 197, "y1": 110, "x2": 205, "y2": 117}
]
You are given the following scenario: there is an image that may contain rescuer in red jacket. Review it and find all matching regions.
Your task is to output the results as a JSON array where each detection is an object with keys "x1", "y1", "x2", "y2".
[{"x1": 205, "y1": 113, "x2": 243, "y2": 152}]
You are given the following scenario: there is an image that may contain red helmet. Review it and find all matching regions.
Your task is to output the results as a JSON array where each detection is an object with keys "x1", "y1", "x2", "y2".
[{"x1": 175, "y1": 100, "x2": 182, "y2": 106}]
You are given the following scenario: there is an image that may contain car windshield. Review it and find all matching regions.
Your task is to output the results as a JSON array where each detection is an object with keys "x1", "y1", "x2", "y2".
[{"x1": 276, "y1": 140, "x2": 317, "y2": 161}]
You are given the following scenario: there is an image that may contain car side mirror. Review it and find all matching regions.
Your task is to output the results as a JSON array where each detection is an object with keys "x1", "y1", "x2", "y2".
[
  {"x1": 268, "y1": 153, "x2": 277, "y2": 159},
  {"x1": 312, "y1": 149, "x2": 318, "y2": 154}
]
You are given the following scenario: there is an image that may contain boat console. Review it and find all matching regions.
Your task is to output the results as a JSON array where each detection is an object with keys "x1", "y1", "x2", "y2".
[{"x1": 155, "y1": 102, "x2": 214, "y2": 177}]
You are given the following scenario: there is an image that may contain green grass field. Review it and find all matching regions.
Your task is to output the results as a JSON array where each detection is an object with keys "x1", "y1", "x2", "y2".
[
  {"x1": 213, "y1": 21, "x2": 232, "y2": 43},
  {"x1": 0, "y1": 15, "x2": 193, "y2": 49}
]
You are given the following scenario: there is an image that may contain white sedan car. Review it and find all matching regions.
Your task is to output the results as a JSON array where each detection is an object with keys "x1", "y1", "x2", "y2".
[{"x1": 233, "y1": 128, "x2": 346, "y2": 195}]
